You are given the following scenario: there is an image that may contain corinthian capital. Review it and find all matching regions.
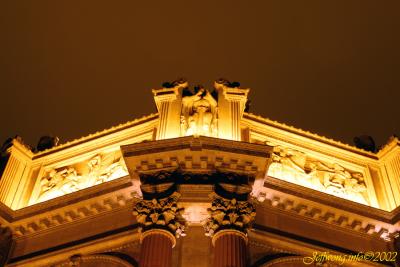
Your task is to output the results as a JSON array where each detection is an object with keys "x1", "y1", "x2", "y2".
[
  {"x1": 204, "y1": 195, "x2": 256, "y2": 237},
  {"x1": 133, "y1": 192, "x2": 187, "y2": 238}
]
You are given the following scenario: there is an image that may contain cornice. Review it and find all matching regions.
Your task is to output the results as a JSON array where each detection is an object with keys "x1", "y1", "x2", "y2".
[
  {"x1": 264, "y1": 176, "x2": 400, "y2": 224},
  {"x1": 122, "y1": 135, "x2": 271, "y2": 158},
  {"x1": 32, "y1": 113, "x2": 158, "y2": 159},
  {"x1": 258, "y1": 178, "x2": 400, "y2": 241},
  {"x1": 376, "y1": 136, "x2": 400, "y2": 158},
  {"x1": 11, "y1": 188, "x2": 136, "y2": 238},
  {"x1": 0, "y1": 176, "x2": 134, "y2": 223},
  {"x1": 243, "y1": 113, "x2": 378, "y2": 159}
]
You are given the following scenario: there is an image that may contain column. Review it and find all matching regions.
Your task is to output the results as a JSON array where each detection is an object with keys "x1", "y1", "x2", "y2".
[
  {"x1": 139, "y1": 229, "x2": 175, "y2": 267},
  {"x1": 204, "y1": 197, "x2": 256, "y2": 267},
  {"x1": 133, "y1": 192, "x2": 186, "y2": 267},
  {"x1": 0, "y1": 225, "x2": 13, "y2": 266}
]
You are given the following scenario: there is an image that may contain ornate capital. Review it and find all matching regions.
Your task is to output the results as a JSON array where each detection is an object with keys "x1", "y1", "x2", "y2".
[
  {"x1": 133, "y1": 192, "x2": 187, "y2": 238},
  {"x1": 204, "y1": 195, "x2": 256, "y2": 237}
]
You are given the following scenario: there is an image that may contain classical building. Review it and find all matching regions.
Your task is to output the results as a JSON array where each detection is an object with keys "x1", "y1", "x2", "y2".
[{"x1": 0, "y1": 79, "x2": 399, "y2": 267}]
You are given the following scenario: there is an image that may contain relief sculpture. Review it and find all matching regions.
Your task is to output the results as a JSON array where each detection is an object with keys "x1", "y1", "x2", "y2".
[
  {"x1": 37, "y1": 153, "x2": 128, "y2": 203},
  {"x1": 181, "y1": 87, "x2": 218, "y2": 137},
  {"x1": 268, "y1": 146, "x2": 368, "y2": 204}
]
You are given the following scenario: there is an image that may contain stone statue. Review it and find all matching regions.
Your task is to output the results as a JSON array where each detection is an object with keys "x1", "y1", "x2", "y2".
[{"x1": 181, "y1": 87, "x2": 218, "y2": 137}]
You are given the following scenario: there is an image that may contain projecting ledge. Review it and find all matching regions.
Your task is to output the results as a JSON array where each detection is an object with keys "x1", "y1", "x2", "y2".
[{"x1": 121, "y1": 136, "x2": 272, "y2": 178}]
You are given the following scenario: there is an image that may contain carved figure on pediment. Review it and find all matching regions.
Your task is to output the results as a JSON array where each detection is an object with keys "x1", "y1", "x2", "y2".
[
  {"x1": 181, "y1": 87, "x2": 217, "y2": 137},
  {"x1": 269, "y1": 147, "x2": 311, "y2": 184},
  {"x1": 36, "y1": 153, "x2": 129, "y2": 203},
  {"x1": 37, "y1": 167, "x2": 80, "y2": 202},
  {"x1": 268, "y1": 146, "x2": 368, "y2": 204},
  {"x1": 97, "y1": 157, "x2": 128, "y2": 183}
]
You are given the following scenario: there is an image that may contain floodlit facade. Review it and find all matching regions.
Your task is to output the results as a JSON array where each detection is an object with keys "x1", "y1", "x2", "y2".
[{"x1": 0, "y1": 79, "x2": 399, "y2": 267}]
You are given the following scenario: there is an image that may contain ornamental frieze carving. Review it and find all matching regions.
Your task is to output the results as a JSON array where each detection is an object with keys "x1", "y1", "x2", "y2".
[
  {"x1": 35, "y1": 152, "x2": 128, "y2": 203},
  {"x1": 268, "y1": 146, "x2": 368, "y2": 205},
  {"x1": 133, "y1": 192, "x2": 187, "y2": 238},
  {"x1": 204, "y1": 195, "x2": 256, "y2": 237}
]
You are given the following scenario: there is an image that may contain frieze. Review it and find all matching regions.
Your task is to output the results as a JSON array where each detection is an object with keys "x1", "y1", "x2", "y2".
[
  {"x1": 268, "y1": 146, "x2": 368, "y2": 205},
  {"x1": 34, "y1": 152, "x2": 129, "y2": 203}
]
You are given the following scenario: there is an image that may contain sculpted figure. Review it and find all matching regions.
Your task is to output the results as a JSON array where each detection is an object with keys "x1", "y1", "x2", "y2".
[
  {"x1": 38, "y1": 167, "x2": 80, "y2": 202},
  {"x1": 181, "y1": 87, "x2": 217, "y2": 137},
  {"x1": 98, "y1": 157, "x2": 128, "y2": 183},
  {"x1": 268, "y1": 146, "x2": 368, "y2": 204},
  {"x1": 35, "y1": 153, "x2": 133, "y2": 203}
]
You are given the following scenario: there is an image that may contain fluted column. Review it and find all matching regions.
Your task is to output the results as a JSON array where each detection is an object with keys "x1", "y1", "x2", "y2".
[
  {"x1": 133, "y1": 192, "x2": 186, "y2": 267},
  {"x1": 204, "y1": 196, "x2": 256, "y2": 267},
  {"x1": 212, "y1": 230, "x2": 247, "y2": 267},
  {"x1": 139, "y1": 229, "x2": 176, "y2": 267}
]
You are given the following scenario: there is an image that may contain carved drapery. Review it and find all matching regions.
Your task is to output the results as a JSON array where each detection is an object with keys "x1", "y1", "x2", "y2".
[
  {"x1": 268, "y1": 146, "x2": 368, "y2": 204},
  {"x1": 133, "y1": 192, "x2": 187, "y2": 238},
  {"x1": 204, "y1": 196, "x2": 256, "y2": 237},
  {"x1": 181, "y1": 87, "x2": 218, "y2": 137}
]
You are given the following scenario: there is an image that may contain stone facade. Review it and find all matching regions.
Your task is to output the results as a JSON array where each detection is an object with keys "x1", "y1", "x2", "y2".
[{"x1": 0, "y1": 80, "x2": 399, "y2": 266}]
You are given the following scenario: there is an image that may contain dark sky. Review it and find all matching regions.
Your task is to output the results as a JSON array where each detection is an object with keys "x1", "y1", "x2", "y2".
[{"x1": 1, "y1": 1, "x2": 399, "y2": 149}]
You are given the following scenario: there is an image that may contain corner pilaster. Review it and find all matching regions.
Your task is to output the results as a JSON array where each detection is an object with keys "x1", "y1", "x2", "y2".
[
  {"x1": 153, "y1": 80, "x2": 187, "y2": 140},
  {"x1": 214, "y1": 79, "x2": 249, "y2": 141}
]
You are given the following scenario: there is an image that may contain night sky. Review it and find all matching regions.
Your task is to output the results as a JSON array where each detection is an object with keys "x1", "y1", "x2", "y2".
[{"x1": 1, "y1": 1, "x2": 399, "y2": 150}]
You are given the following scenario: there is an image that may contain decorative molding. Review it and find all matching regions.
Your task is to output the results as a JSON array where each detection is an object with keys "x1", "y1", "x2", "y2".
[
  {"x1": 11, "y1": 189, "x2": 136, "y2": 238},
  {"x1": 33, "y1": 113, "x2": 158, "y2": 158},
  {"x1": 255, "y1": 188, "x2": 397, "y2": 242},
  {"x1": 243, "y1": 113, "x2": 377, "y2": 158}
]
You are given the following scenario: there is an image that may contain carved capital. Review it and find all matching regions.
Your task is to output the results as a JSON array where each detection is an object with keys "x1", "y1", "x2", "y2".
[
  {"x1": 133, "y1": 192, "x2": 187, "y2": 238},
  {"x1": 204, "y1": 195, "x2": 256, "y2": 237}
]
